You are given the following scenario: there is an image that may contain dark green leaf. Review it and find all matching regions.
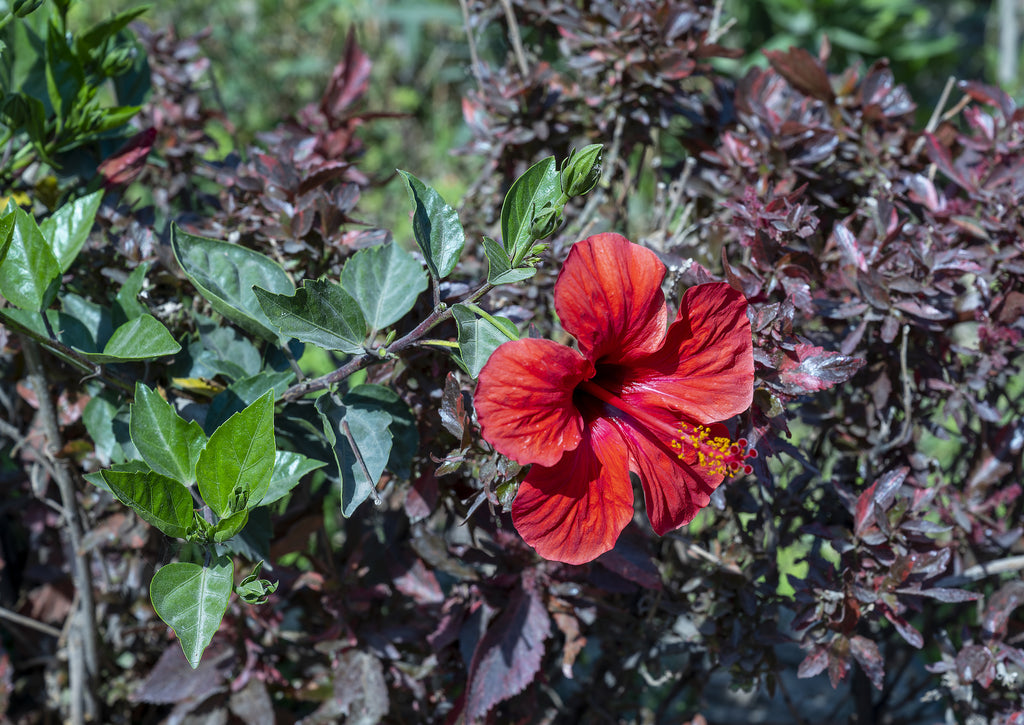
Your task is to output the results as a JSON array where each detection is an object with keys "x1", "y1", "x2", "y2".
[
  {"x1": 211, "y1": 509, "x2": 249, "y2": 543},
  {"x1": 39, "y1": 190, "x2": 102, "y2": 273},
  {"x1": 0, "y1": 211, "x2": 14, "y2": 268},
  {"x1": 398, "y1": 169, "x2": 465, "y2": 280},
  {"x1": 500, "y1": 156, "x2": 560, "y2": 264},
  {"x1": 341, "y1": 242, "x2": 427, "y2": 330},
  {"x1": 343, "y1": 384, "x2": 418, "y2": 480},
  {"x1": 0, "y1": 206, "x2": 61, "y2": 311},
  {"x1": 130, "y1": 383, "x2": 206, "y2": 484},
  {"x1": 196, "y1": 390, "x2": 275, "y2": 517},
  {"x1": 253, "y1": 279, "x2": 366, "y2": 353},
  {"x1": 83, "y1": 460, "x2": 149, "y2": 495},
  {"x1": 204, "y1": 370, "x2": 294, "y2": 434},
  {"x1": 195, "y1": 318, "x2": 262, "y2": 380},
  {"x1": 315, "y1": 393, "x2": 392, "y2": 518},
  {"x1": 45, "y1": 20, "x2": 84, "y2": 123},
  {"x1": 78, "y1": 314, "x2": 180, "y2": 362},
  {"x1": 58, "y1": 292, "x2": 112, "y2": 351},
  {"x1": 101, "y1": 468, "x2": 194, "y2": 538},
  {"x1": 150, "y1": 557, "x2": 233, "y2": 669},
  {"x1": 171, "y1": 224, "x2": 293, "y2": 342}
]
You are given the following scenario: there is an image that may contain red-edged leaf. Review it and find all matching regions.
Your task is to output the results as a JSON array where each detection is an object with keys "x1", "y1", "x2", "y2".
[
  {"x1": 773, "y1": 344, "x2": 864, "y2": 395},
  {"x1": 884, "y1": 609, "x2": 924, "y2": 648},
  {"x1": 320, "y1": 28, "x2": 371, "y2": 120},
  {"x1": 827, "y1": 643, "x2": 851, "y2": 689},
  {"x1": 982, "y1": 580, "x2": 1024, "y2": 639},
  {"x1": 98, "y1": 127, "x2": 157, "y2": 187},
  {"x1": 955, "y1": 644, "x2": 995, "y2": 686},
  {"x1": 763, "y1": 47, "x2": 834, "y2": 102},
  {"x1": 833, "y1": 222, "x2": 866, "y2": 272},
  {"x1": 854, "y1": 467, "x2": 907, "y2": 535},
  {"x1": 596, "y1": 529, "x2": 662, "y2": 590},
  {"x1": 392, "y1": 558, "x2": 443, "y2": 606},
  {"x1": 797, "y1": 644, "x2": 829, "y2": 679},
  {"x1": 849, "y1": 635, "x2": 884, "y2": 690},
  {"x1": 465, "y1": 573, "x2": 552, "y2": 721},
  {"x1": 923, "y1": 133, "x2": 974, "y2": 191}
]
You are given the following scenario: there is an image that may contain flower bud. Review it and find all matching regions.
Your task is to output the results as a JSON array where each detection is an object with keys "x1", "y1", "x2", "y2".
[
  {"x1": 12, "y1": 0, "x2": 44, "y2": 17},
  {"x1": 529, "y1": 203, "x2": 562, "y2": 241},
  {"x1": 560, "y1": 144, "x2": 603, "y2": 198}
]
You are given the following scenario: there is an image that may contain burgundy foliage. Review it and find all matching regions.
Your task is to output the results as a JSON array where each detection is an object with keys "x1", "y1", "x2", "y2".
[{"x1": 2, "y1": 2, "x2": 1024, "y2": 724}]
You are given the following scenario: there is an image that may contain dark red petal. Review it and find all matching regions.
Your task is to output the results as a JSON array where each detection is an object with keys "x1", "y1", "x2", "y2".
[
  {"x1": 618, "y1": 282, "x2": 753, "y2": 423},
  {"x1": 554, "y1": 234, "x2": 668, "y2": 365},
  {"x1": 511, "y1": 417, "x2": 634, "y2": 565},
  {"x1": 611, "y1": 418, "x2": 725, "y2": 535},
  {"x1": 475, "y1": 339, "x2": 593, "y2": 467}
]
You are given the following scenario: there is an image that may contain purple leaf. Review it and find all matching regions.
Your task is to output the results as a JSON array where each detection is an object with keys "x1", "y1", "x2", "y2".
[
  {"x1": 849, "y1": 635, "x2": 885, "y2": 690},
  {"x1": 465, "y1": 573, "x2": 552, "y2": 721},
  {"x1": 797, "y1": 644, "x2": 829, "y2": 679},
  {"x1": 763, "y1": 47, "x2": 834, "y2": 101},
  {"x1": 774, "y1": 344, "x2": 865, "y2": 395},
  {"x1": 895, "y1": 586, "x2": 981, "y2": 603}
]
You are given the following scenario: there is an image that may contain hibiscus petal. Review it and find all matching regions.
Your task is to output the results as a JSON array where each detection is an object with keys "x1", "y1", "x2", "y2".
[
  {"x1": 554, "y1": 233, "x2": 668, "y2": 366},
  {"x1": 475, "y1": 338, "x2": 593, "y2": 467},
  {"x1": 618, "y1": 282, "x2": 753, "y2": 422},
  {"x1": 611, "y1": 418, "x2": 724, "y2": 535},
  {"x1": 511, "y1": 417, "x2": 634, "y2": 565}
]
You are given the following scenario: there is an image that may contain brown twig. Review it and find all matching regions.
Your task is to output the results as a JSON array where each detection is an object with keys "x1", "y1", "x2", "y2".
[{"x1": 498, "y1": 0, "x2": 529, "y2": 78}]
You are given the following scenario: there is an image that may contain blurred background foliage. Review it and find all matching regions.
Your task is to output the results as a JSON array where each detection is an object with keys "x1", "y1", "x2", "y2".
[{"x1": 68, "y1": 0, "x2": 1021, "y2": 235}]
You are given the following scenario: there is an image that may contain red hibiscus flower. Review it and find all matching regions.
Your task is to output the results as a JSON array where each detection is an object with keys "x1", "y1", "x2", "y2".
[{"x1": 475, "y1": 233, "x2": 755, "y2": 565}]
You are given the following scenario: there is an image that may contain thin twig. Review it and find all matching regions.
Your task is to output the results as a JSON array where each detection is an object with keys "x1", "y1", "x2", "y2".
[
  {"x1": 21, "y1": 337, "x2": 99, "y2": 723},
  {"x1": 911, "y1": 76, "x2": 956, "y2": 156},
  {"x1": 873, "y1": 324, "x2": 912, "y2": 456},
  {"x1": 458, "y1": 0, "x2": 486, "y2": 90},
  {"x1": 498, "y1": 0, "x2": 529, "y2": 77},
  {"x1": 0, "y1": 605, "x2": 63, "y2": 638},
  {"x1": 938, "y1": 555, "x2": 1024, "y2": 587}
]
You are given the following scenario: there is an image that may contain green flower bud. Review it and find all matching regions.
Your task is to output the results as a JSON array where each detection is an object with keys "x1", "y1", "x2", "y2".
[
  {"x1": 560, "y1": 144, "x2": 603, "y2": 198},
  {"x1": 12, "y1": 0, "x2": 44, "y2": 17},
  {"x1": 529, "y1": 203, "x2": 562, "y2": 241}
]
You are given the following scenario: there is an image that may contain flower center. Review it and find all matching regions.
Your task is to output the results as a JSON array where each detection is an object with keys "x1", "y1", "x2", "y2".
[
  {"x1": 578, "y1": 381, "x2": 756, "y2": 477},
  {"x1": 669, "y1": 423, "x2": 756, "y2": 477}
]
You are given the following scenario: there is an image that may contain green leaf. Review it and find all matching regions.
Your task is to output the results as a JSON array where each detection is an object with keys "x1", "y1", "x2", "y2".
[
  {"x1": 76, "y1": 6, "x2": 148, "y2": 56},
  {"x1": 45, "y1": 19, "x2": 84, "y2": 124},
  {"x1": 500, "y1": 156, "x2": 560, "y2": 264},
  {"x1": 210, "y1": 509, "x2": 249, "y2": 543},
  {"x1": 261, "y1": 450, "x2": 327, "y2": 507},
  {"x1": 170, "y1": 224, "x2": 293, "y2": 342},
  {"x1": 398, "y1": 170, "x2": 465, "y2": 280},
  {"x1": 341, "y1": 242, "x2": 427, "y2": 330},
  {"x1": 204, "y1": 370, "x2": 294, "y2": 434},
  {"x1": 343, "y1": 384, "x2": 418, "y2": 480},
  {"x1": 113, "y1": 262, "x2": 150, "y2": 322},
  {"x1": 78, "y1": 314, "x2": 180, "y2": 363},
  {"x1": 481, "y1": 236, "x2": 536, "y2": 285},
  {"x1": 315, "y1": 393, "x2": 392, "y2": 518},
  {"x1": 101, "y1": 468, "x2": 194, "y2": 538},
  {"x1": 57, "y1": 292, "x2": 112, "y2": 351},
  {"x1": 39, "y1": 190, "x2": 102, "y2": 273},
  {"x1": 236, "y1": 561, "x2": 278, "y2": 605},
  {"x1": 83, "y1": 392, "x2": 123, "y2": 467},
  {"x1": 253, "y1": 279, "x2": 366, "y2": 353},
  {"x1": 83, "y1": 460, "x2": 149, "y2": 496},
  {"x1": 130, "y1": 383, "x2": 206, "y2": 484},
  {"x1": 0, "y1": 206, "x2": 61, "y2": 311},
  {"x1": 196, "y1": 391, "x2": 275, "y2": 518},
  {"x1": 452, "y1": 303, "x2": 518, "y2": 378},
  {"x1": 0, "y1": 211, "x2": 14, "y2": 268},
  {"x1": 150, "y1": 557, "x2": 233, "y2": 669},
  {"x1": 195, "y1": 318, "x2": 262, "y2": 380}
]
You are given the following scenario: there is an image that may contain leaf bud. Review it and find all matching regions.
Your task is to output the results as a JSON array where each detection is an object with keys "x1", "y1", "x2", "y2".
[{"x1": 12, "y1": 0, "x2": 44, "y2": 17}]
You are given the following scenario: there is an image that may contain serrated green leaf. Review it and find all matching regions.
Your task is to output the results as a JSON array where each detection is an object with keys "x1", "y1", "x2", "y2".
[
  {"x1": 0, "y1": 206, "x2": 61, "y2": 311},
  {"x1": 253, "y1": 279, "x2": 366, "y2": 353},
  {"x1": 343, "y1": 384, "x2": 418, "y2": 480},
  {"x1": 170, "y1": 224, "x2": 293, "y2": 342},
  {"x1": 398, "y1": 169, "x2": 465, "y2": 280},
  {"x1": 150, "y1": 557, "x2": 233, "y2": 669},
  {"x1": 83, "y1": 460, "x2": 149, "y2": 495},
  {"x1": 113, "y1": 262, "x2": 150, "y2": 322},
  {"x1": 341, "y1": 242, "x2": 427, "y2": 330},
  {"x1": 261, "y1": 450, "x2": 327, "y2": 507},
  {"x1": 78, "y1": 314, "x2": 180, "y2": 363},
  {"x1": 500, "y1": 156, "x2": 560, "y2": 264},
  {"x1": 101, "y1": 468, "x2": 194, "y2": 538},
  {"x1": 196, "y1": 391, "x2": 275, "y2": 517},
  {"x1": 39, "y1": 190, "x2": 102, "y2": 273},
  {"x1": 130, "y1": 383, "x2": 206, "y2": 484},
  {"x1": 452, "y1": 303, "x2": 518, "y2": 378},
  {"x1": 315, "y1": 394, "x2": 392, "y2": 517}
]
